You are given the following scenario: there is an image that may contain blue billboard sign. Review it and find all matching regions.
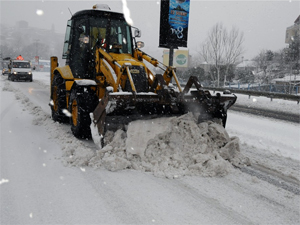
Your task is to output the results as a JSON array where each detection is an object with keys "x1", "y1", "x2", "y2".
[{"x1": 159, "y1": 0, "x2": 190, "y2": 48}]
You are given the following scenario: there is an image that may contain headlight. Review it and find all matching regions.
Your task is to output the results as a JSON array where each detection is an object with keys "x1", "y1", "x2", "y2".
[
  {"x1": 13, "y1": 71, "x2": 17, "y2": 74},
  {"x1": 28, "y1": 72, "x2": 32, "y2": 75}
]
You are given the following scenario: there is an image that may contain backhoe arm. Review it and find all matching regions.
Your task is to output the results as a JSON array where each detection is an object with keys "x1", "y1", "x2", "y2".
[
  {"x1": 94, "y1": 47, "x2": 122, "y2": 93},
  {"x1": 134, "y1": 49, "x2": 182, "y2": 92}
]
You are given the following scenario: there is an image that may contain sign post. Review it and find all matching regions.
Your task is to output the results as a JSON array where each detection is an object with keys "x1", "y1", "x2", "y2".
[
  {"x1": 159, "y1": 0, "x2": 190, "y2": 66},
  {"x1": 35, "y1": 56, "x2": 39, "y2": 64},
  {"x1": 169, "y1": 47, "x2": 174, "y2": 66}
]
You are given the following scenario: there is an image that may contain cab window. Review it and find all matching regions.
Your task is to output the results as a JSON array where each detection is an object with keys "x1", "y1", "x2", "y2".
[{"x1": 62, "y1": 20, "x2": 72, "y2": 59}]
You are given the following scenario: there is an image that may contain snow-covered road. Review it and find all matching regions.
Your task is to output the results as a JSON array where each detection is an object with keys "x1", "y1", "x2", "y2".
[
  {"x1": 227, "y1": 111, "x2": 299, "y2": 161},
  {"x1": 1, "y1": 72, "x2": 299, "y2": 224}
]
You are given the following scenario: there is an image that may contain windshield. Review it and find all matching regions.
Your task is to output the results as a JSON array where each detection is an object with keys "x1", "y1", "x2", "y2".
[
  {"x1": 89, "y1": 16, "x2": 133, "y2": 54},
  {"x1": 13, "y1": 62, "x2": 31, "y2": 68}
]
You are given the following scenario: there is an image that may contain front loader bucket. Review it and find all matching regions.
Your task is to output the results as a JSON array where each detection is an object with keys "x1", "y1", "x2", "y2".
[
  {"x1": 92, "y1": 92, "x2": 161, "y2": 136},
  {"x1": 178, "y1": 76, "x2": 237, "y2": 127},
  {"x1": 92, "y1": 75, "x2": 236, "y2": 144}
]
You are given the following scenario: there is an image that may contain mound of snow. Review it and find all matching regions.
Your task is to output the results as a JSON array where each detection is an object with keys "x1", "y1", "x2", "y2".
[{"x1": 86, "y1": 113, "x2": 250, "y2": 178}]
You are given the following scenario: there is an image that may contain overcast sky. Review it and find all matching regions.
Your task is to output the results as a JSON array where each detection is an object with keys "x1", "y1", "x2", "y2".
[{"x1": 1, "y1": 0, "x2": 299, "y2": 61}]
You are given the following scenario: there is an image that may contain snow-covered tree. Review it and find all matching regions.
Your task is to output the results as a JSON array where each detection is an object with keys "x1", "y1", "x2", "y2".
[
  {"x1": 253, "y1": 49, "x2": 274, "y2": 83},
  {"x1": 285, "y1": 34, "x2": 300, "y2": 73}
]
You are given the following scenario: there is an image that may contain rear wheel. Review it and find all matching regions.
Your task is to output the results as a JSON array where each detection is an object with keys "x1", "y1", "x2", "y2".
[{"x1": 51, "y1": 73, "x2": 68, "y2": 123}]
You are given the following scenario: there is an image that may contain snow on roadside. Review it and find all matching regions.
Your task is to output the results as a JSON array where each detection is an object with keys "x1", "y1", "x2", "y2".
[
  {"x1": 87, "y1": 113, "x2": 250, "y2": 179},
  {"x1": 233, "y1": 93, "x2": 299, "y2": 115}
]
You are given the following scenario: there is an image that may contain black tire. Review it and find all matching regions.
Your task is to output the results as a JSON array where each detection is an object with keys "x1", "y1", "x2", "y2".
[
  {"x1": 68, "y1": 89, "x2": 95, "y2": 139},
  {"x1": 50, "y1": 73, "x2": 68, "y2": 123}
]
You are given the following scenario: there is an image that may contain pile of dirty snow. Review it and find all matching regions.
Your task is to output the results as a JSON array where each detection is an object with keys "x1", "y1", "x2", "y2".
[{"x1": 86, "y1": 113, "x2": 250, "y2": 178}]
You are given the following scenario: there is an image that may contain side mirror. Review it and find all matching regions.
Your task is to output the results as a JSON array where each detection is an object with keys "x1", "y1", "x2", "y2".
[
  {"x1": 134, "y1": 29, "x2": 141, "y2": 38},
  {"x1": 136, "y1": 41, "x2": 144, "y2": 49}
]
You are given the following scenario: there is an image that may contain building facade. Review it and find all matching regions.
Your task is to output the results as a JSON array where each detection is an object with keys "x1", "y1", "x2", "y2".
[{"x1": 285, "y1": 15, "x2": 300, "y2": 44}]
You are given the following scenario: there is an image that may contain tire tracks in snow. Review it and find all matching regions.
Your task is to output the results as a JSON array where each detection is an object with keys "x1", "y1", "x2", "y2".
[
  {"x1": 240, "y1": 164, "x2": 300, "y2": 195},
  {"x1": 2, "y1": 78, "x2": 96, "y2": 159},
  {"x1": 171, "y1": 179, "x2": 255, "y2": 225},
  {"x1": 1, "y1": 79, "x2": 17, "y2": 122}
]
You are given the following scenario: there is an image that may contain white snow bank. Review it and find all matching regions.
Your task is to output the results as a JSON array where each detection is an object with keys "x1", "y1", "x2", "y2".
[
  {"x1": 69, "y1": 113, "x2": 250, "y2": 179},
  {"x1": 234, "y1": 93, "x2": 299, "y2": 115},
  {"x1": 125, "y1": 117, "x2": 172, "y2": 158},
  {"x1": 129, "y1": 113, "x2": 250, "y2": 178}
]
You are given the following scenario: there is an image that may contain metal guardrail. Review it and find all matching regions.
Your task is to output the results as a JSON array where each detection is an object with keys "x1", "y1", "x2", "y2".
[
  {"x1": 203, "y1": 87, "x2": 300, "y2": 103},
  {"x1": 225, "y1": 83, "x2": 299, "y2": 95}
]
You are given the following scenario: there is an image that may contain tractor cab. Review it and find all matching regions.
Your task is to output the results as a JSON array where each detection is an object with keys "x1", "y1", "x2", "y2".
[{"x1": 62, "y1": 5, "x2": 134, "y2": 78}]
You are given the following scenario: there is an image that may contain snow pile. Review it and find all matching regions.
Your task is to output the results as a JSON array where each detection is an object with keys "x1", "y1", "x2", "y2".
[{"x1": 88, "y1": 113, "x2": 250, "y2": 178}]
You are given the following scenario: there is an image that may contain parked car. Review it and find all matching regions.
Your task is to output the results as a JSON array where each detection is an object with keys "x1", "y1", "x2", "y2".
[
  {"x1": 8, "y1": 60, "x2": 33, "y2": 82},
  {"x1": 1, "y1": 60, "x2": 9, "y2": 75}
]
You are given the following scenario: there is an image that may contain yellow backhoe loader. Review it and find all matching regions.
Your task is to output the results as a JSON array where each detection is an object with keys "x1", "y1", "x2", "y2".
[{"x1": 50, "y1": 4, "x2": 237, "y2": 145}]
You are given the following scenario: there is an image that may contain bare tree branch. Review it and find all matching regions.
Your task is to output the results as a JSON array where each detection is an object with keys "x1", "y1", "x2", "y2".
[{"x1": 198, "y1": 23, "x2": 244, "y2": 87}]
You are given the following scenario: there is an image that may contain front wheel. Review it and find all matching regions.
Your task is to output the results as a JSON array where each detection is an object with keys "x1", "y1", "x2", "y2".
[{"x1": 69, "y1": 89, "x2": 96, "y2": 139}]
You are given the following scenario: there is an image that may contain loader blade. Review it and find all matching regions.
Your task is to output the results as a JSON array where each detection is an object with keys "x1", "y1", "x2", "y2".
[{"x1": 92, "y1": 76, "x2": 237, "y2": 147}]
